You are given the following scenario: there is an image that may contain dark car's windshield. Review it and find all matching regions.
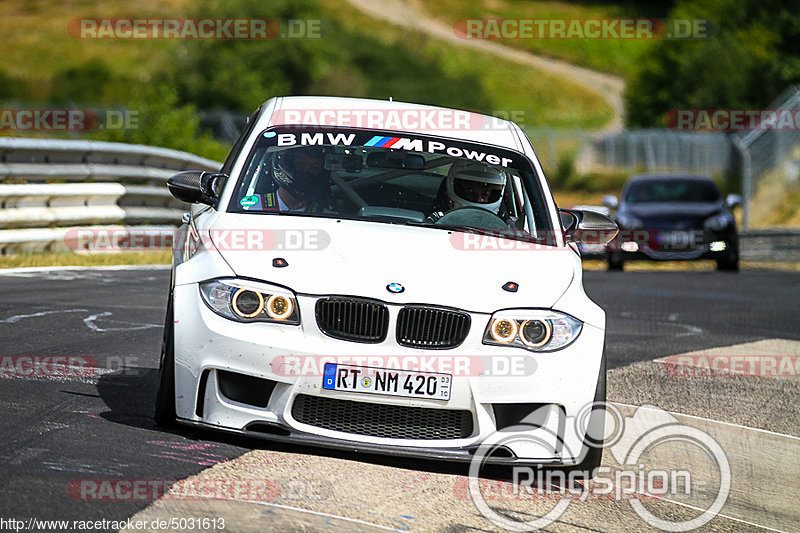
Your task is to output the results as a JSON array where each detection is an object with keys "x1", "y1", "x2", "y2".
[
  {"x1": 228, "y1": 127, "x2": 553, "y2": 241},
  {"x1": 624, "y1": 178, "x2": 721, "y2": 204}
]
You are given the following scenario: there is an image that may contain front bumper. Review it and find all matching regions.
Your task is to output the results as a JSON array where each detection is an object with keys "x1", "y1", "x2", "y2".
[
  {"x1": 171, "y1": 283, "x2": 605, "y2": 465},
  {"x1": 609, "y1": 229, "x2": 738, "y2": 261}
]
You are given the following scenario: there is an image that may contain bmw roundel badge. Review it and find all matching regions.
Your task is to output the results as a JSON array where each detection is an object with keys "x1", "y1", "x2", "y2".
[{"x1": 386, "y1": 282, "x2": 404, "y2": 294}]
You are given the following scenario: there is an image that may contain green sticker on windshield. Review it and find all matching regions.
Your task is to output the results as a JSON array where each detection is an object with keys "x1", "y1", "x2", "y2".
[{"x1": 240, "y1": 194, "x2": 262, "y2": 209}]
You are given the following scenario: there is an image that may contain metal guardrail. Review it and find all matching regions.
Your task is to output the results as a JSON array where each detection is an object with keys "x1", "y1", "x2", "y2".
[
  {"x1": 739, "y1": 230, "x2": 800, "y2": 262},
  {"x1": 2, "y1": 140, "x2": 798, "y2": 261},
  {"x1": 0, "y1": 138, "x2": 220, "y2": 253}
]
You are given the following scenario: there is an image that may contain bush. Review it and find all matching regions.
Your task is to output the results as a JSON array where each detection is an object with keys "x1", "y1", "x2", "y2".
[
  {"x1": 625, "y1": 0, "x2": 800, "y2": 127},
  {"x1": 90, "y1": 85, "x2": 230, "y2": 163}
]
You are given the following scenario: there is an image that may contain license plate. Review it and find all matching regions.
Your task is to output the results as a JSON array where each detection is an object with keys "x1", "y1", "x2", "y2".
[
  {"x1": 659, "y1": 230, "x2": 692, "y2": 248},
  {"x1": 322, "y1": 363, "x2": 451, "y2": 401}
]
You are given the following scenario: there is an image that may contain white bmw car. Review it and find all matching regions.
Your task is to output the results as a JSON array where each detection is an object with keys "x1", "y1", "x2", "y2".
[{"x1": 155, "y1": 96, "x2": 617, "y2": 472}]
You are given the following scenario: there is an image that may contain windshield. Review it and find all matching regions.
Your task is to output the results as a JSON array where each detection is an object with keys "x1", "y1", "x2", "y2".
[
  {"x1": 624, "y1": 178, "x2": 721, "y2": 204},
  {"x1": 228, "y1": 127, "x2": 553, "y2": 241}
]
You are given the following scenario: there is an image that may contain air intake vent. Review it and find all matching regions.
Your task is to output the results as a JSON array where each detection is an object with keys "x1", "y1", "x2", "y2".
[
  {"x1": 292, "y1": 394, "x2": 473, "y2": 440},
  {"x1": 315, "y1": 297, "x2": 389, "y2": 343},
  {"x1": 396, "y1": 306, "x2": 470, "y2": 349}
]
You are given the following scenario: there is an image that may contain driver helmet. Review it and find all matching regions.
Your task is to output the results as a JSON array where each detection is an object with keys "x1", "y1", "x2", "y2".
[
  {"x1": 271, "y1": 147, "x2": 329, "y2": 201},
  {"x1": 446, "y1": 160, "x2": 507, "y2": 213}
]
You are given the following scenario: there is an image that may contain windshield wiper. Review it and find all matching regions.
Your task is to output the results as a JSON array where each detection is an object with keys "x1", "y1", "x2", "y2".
[{"x1": 405, "y1": 220, "x2": 507, "y2": 237}]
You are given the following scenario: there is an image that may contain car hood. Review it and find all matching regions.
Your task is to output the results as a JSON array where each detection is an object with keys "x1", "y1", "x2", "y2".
[
  {"x1": 624, "y1": 202, "x2": 722, "y2": 219},
  {"x1": 207, "y1": 214, "x2": 576, "y2": 313}
]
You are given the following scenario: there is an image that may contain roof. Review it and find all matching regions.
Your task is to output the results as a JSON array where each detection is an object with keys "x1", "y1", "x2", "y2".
[
  {"x1": 258, "y1": 96, "x2": 522, "y2": 151},
  {"x1": 628, "y1": 173, "x2": 714, "y2": 182}
]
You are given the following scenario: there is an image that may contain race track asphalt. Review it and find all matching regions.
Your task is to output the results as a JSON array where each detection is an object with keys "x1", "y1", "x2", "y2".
[{"x1": 0, "y1": 266, "x2": 797, "y2": 529}]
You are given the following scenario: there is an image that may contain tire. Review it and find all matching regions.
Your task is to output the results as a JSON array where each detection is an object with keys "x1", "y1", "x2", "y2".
[
  {"x1": 607, "y1": 253, "x2": 624, "y2": 271},
  {"x1": 570, "y1": 356, "x2": 606, "y2": 478},
  {"x1": 716, "y1": 244, "x2": 739, "y2": 271},
  {"x1": 154, "y1": 292, "x2": 177, "y2": 427}
]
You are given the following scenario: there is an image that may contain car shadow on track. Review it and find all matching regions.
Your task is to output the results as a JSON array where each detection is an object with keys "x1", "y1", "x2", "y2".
[
  {"x1": 95, "y1": 367, "x2": 162, "y2": 429},
  {"x1": 95, "y1": 368, "x2": 570, "y2": 485}
]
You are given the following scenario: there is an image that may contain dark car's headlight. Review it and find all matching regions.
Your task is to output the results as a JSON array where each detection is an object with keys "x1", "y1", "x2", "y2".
[
  {"x1": 199, "y1": 279, "x2": 300, "y2": 324},
  {"x1": 704, "y1": 212, "x2": 734, "y2": 232},
  {"x1": 483, "y1": 310, "x2": 582, "y2": 352}
]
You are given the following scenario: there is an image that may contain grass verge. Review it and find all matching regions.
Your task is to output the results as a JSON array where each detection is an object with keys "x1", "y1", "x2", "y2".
[
  {"x1": 0, "y1": 250, "x2": 171, "y2": 269},
  {"x1": 415, "y1": 0, "x2": 659, "y2": 78}
]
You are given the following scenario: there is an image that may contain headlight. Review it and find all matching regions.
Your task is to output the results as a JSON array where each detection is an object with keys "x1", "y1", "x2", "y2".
[
  {"x1": 483, "y1": 310, "x2": 582, "y2": 352},
  {"x1": 704, "y1": 212, "x2": 734, "y2": 232},
  {"x1": 199, "y1": 279, "x2": 300, "y2": 324}
]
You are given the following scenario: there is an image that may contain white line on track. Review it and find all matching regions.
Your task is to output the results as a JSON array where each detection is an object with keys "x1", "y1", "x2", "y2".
[
  {"x1": 610, "y1": 401, "x2": 800, "y2": 441},
  {"x1": 612, "y1": 401, "x2": 796, "y2": 532},
  {"x1": 0, "y1": 309, "x2": 88, "y2": 323},
  {"x1": 230, "y1": 500, "x2": 405, "y2": 532},
  {"x1": 83, "y1": 311, "x2": 160, "y2": 332},
  {"x1": 0, "y1": 264, "x2": 170, "y2": 275},
  {"x1": 632, "y1": 492, "x2": 789, "y2": 533}
]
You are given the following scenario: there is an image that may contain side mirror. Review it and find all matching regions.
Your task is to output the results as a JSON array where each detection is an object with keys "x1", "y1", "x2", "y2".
[
  {"x1": 560, "y1": 208, "x2": 619, "y2": 245},
  {"x1": 602, "y1": 194, "x2": 618, "y2": 209},
  {"x1": 167, "y1": 171, "x2": 228, "y2": 206},
  {"x1": 726, "y1": 193, "x2": 742, "y2": 210}
]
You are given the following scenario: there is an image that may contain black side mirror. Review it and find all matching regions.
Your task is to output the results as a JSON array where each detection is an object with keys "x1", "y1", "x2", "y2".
[
  {"x1": 167, "y1": 171, "x2": 228, "y2": 206},
  {"x1": 559, "y1": 208, "x2": 619, "y2": 245}
]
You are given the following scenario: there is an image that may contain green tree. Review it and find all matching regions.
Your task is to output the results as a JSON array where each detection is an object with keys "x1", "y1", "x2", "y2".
[
  {"x1": 50, "y1": 58, "x2": 113, "y2": 104},
  {"x1": 625, "y1": 0, "x2": 800, "y2": 127}
]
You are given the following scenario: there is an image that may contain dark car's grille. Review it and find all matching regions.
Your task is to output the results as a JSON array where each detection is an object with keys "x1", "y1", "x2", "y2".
[
  {"x1": 291, "y1": 394, "x2": 473, "y2": 440},
  {"x1": 315, "y1": 297, "x2": 389, "y2": 343},
  {"x1": 396, "y1": 307, "x2": 470, "y2": 349}
]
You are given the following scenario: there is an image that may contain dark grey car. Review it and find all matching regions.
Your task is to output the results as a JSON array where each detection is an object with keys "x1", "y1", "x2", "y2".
[{"x1": 603, "y1": 174, "x2": 741, "y2": 271}]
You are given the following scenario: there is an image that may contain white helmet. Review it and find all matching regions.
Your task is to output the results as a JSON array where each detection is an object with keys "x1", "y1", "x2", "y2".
[{"x1": 446, "y1": 160, "x2": 507, "y2": 213}]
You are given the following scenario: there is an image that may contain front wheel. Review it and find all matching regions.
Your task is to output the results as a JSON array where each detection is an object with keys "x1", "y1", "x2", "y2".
[
  {"x1": 716, "y1": 244, "x2": 739, "y2": 271},
  {"x1": 607, "y1": 252, "x2": 624, "y2": 271},
  {"x1": 570, "y1": 356, "x2": 606, "y2": 478},
  {"x1": 154, "y1": 296, "x2": 177, "y2": 427}
]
